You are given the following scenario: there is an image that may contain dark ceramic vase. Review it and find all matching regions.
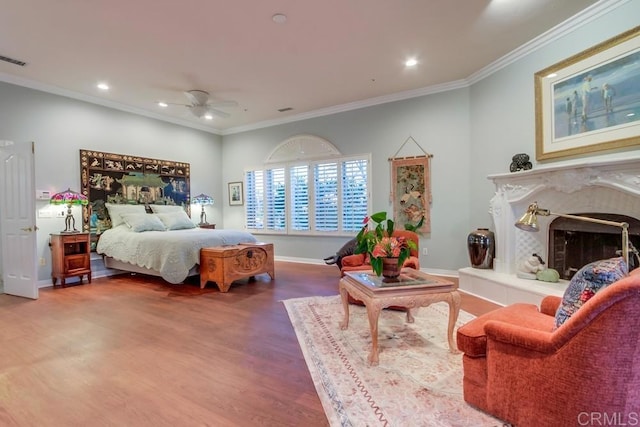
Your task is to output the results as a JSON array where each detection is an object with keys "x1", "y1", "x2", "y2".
[{"x1": 467, "y1": 228, "x2": 495, "y2": 269}]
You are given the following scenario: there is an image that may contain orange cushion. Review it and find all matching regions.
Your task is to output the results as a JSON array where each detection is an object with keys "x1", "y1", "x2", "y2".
[
  {"x1": 341, "y1": 253, "x2": 366, "y2": 267},
  {"x1": 457, "y1": 303, "x2": 554, "y2": 357}
]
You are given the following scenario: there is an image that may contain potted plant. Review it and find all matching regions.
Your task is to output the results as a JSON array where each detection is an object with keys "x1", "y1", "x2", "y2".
[{"x1": 355, "y1": 211, "x2": 418, "y2": 277}]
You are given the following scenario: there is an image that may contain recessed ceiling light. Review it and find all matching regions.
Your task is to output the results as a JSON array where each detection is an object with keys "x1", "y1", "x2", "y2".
[
  {"x1": 96, "y1": 82, "x2": 109, "y2": 91},
  {"x1": 158, "y1": 102, "x2": 168, "y2": 108},
  {"x1": 405, "y1": 58, "x2": 418, "y2": 67},
  {"x1": 546, "y1": 73, "x2": 558, "y2": 78},
  {"x1": 272, "y1": 13, "x2": 287, "y2": 24},
  {"x1": 204, "y1": 114, "x2": 213, "y2": 120}
]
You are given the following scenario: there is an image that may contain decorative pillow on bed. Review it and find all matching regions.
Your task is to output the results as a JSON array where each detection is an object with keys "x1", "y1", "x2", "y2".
[
  {"x1": 156, "y1": 211, "x2": 196, "y2": 230},
  {"x1": 149, "y1": 205, "x2": 186, "y2": 214},
  {"x1": 105, "y1": 203, "x2": 147, "y2": 228},
  {"x1": 120, "y1": 213, "x2": 166, "y2": 232},
  {"x1": 554, "y1": 257, "x2": 627, "y2": 329}
]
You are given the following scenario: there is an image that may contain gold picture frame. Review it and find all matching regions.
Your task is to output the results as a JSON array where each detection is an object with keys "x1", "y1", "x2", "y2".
[{"x1": 535, "y1": 25, "x2": 640, "y2": 161}]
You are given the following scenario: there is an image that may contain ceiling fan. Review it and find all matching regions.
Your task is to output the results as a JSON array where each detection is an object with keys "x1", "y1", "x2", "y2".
[{"x1": 171, "y1": 90, "x2": 238, "y2": 119}]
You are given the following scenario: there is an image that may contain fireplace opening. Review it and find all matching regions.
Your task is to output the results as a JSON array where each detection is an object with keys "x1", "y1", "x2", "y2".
[{"x1": 549, "y1": 213, "x2": 640, "y2": 280}]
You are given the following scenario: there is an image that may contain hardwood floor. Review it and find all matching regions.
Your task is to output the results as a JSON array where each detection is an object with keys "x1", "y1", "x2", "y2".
[{"x1": 0, "y1": 262, "x2": 500, "y2": 426}]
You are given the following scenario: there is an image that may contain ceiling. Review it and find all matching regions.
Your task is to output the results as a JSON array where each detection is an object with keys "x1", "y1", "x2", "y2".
[{"x1": 0, "y1": 0, "x2": 606, "y2": 135}]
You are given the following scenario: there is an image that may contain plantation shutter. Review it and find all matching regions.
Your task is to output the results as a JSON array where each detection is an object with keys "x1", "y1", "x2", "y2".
[
  {"x1": 289, "y1": 165, "x2": 310, "y2": 231},
  {"x1": 341, "y1": 159, "x2": 368, "y2": 231},
  {"x1": 245, "y1": 170, "x2": 264, "y2": 230},
  {"x1": 314, "y1": 162, "x2": 338, "y2": 231},
  {"x1": 266, "y1": 167, "x2": 286, "y2": 231}
]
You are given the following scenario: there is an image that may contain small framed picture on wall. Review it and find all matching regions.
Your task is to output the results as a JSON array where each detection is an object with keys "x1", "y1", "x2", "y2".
[{"x1": 228, "y1": 181, "x2": 243, "y2": 206}]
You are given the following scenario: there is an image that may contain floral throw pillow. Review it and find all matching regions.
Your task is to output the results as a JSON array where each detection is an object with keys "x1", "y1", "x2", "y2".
[{"x1": 554, "y1": 257, "x2": 628, "y2": 329}]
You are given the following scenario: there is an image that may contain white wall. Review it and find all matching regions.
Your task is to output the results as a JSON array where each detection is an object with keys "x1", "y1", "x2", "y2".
[
  {"x1": 222, "y1": 88, "x2": 472, "y2": 270},
  {"x1": 0, "y1": 81, "x2": 222, "y2": 281},
  {"x1": 469, "y1": 2, "x2": 640, "y2": 233},
  {"x1": 2, "y1": 1, "x2": 639, "y2": 283},
  {"x1": 222, "y1": 1, "x2": 640, "y2": 272}
]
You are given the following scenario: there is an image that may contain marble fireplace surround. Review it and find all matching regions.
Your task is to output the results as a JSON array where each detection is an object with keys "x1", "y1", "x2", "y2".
[{"x1": 459, "y1": 156, "x2": 640, "y2": 306}]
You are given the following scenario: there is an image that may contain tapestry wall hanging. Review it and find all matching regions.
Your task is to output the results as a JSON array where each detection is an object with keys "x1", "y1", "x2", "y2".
[
  {"x1": 80, "y1": 149, "x2": 190, "y2": 249},
  {"x1": 389, "y1": 137, "x2": 432, "y2": 233}
]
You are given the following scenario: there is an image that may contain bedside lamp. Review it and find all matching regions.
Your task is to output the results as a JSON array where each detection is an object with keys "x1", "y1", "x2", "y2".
[
  {"x1": 192, "y1": 193, "x2": 214, "y2": 226},
  {"x1": 515, "y1": 201, "x2": 629, "y2": 270},
  {"x1": 50, "y1": 188, "x2": 89, "y2": 233}
]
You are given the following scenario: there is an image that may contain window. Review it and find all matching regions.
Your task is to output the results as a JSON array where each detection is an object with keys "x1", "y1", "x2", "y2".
[
  {"x1": 245, "y1": 170, "x2": 263, "y2": 229},
  {"x1": 245, "y1": 155, "x2": 370, "y2": 235},
  {"x1": 290, "y1": 165, "x2": 309, "y2": 231}
]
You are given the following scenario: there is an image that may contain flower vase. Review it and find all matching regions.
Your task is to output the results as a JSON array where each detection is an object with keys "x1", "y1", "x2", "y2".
[{"x1": 381, "y1": 257, "x2": 401, "y2": 279}]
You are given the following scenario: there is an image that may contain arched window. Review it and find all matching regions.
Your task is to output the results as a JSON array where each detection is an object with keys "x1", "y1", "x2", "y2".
[{"x1": 244, "y1": 135, "x2": 370, "y2": 236}]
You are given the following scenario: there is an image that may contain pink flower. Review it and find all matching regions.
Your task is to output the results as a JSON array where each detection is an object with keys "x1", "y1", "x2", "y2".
[{"x1": 372, "y1": 244, "x2": 387, "y2": 258}]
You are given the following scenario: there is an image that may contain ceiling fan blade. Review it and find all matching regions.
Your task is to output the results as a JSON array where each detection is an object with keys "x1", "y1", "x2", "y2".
[
  {"x1": 184, "y1": 90, "x2": 209, "y2": 106},
  {"x1": 208, "y1": 108, "x2": 230, "y2": 119},
  {"x1": 208, "y1": 100, "x2": 238, "y2": 108},
  {"x1": 188, "y1": 105, "x2": 208, "y2": 118}
]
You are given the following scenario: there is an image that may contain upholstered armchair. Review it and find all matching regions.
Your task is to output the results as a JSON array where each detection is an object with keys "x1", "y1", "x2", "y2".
[
  {"x1": 340, "y1": 230, "x2": 420, "y2": 277},
  {"x1": 456, "y1": 268, "x2": 640, "y2": 427}
]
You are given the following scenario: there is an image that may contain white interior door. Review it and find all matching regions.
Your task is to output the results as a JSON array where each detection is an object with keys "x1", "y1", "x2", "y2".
[{"x1": 0, "y1": 140, "x2": 38, "y2": 299}]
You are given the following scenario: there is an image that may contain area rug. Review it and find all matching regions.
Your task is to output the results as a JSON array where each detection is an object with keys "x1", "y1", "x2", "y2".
[{"x1": 283, "y1": 295, "x2": 501, "y2": 427}]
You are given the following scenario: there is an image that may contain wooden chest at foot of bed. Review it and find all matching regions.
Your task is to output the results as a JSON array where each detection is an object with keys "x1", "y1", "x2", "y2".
[{"x1": 200, "y1": 243, "x2": 275, "y2": 292}]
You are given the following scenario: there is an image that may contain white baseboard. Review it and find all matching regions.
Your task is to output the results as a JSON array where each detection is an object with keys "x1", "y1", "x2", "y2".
[
  {"x1": 36, "y1": 257, "x2": 458, "y2": 287},
  {"x1": 275, "y1": 256, "x2": 459, "y2": 277}
]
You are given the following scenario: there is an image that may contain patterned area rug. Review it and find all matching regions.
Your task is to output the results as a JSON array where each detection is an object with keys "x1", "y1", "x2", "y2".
[{"x1": 283, "y1": 295, "x2": 501, "y2": 427}]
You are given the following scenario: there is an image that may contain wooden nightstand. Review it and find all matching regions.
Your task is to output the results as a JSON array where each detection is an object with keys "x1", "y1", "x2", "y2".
[
  {"x1": 50, "y1": 232, "x2": 92, "y2": 287},
  {"x1": 199, "y1": 224, "x2": 216, "y2": 229}
]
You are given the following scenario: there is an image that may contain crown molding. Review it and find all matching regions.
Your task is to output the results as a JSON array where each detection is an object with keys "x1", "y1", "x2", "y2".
[
  {"x1": 221, "y1": 80, "x2": 468, "y2": 135},
  {"x1": 0, "y1": 0, "x2": 627, "y2": 137},
  {"x1": 226, "y1": 0, "x2": 628, "y2": 135},
  {"x1": 0, "y1": 72, "x2": 222, "y2": 135},
  {"x1": 467, "y1": 0, "x2": 629, "y2": 84}
]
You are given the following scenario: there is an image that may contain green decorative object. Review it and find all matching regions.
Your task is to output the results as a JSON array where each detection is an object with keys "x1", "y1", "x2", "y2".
[{"x1": 537, "y1": 268, "x2": 560, "y2": 283}]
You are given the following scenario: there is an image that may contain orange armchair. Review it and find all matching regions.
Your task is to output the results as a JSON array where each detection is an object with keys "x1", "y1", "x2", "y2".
[
  {"x1": 456, "y1": 269, "x2": 640, "y2": 427},
  {"x1": 340, "y1": 230, "x2": 420, "y2": 276}
]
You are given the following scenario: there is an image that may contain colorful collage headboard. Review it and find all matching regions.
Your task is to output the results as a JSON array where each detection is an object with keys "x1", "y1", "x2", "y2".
[{"x1": 80, "y1": 149, "x2": 190, "y2": 249}]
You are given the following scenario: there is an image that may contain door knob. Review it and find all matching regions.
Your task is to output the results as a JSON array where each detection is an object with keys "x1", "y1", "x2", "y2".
[{"x1": 21, "y1": 227, "x2": 32, "y2": 232}]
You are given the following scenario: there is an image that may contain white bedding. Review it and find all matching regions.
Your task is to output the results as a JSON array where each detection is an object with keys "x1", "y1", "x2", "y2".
[{"x1": 96, "y1": 225, "x2": 258, "y2": 284}]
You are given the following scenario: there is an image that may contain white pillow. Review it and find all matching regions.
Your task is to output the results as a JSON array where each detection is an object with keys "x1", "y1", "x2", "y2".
[
  {"x1": 105, "y1": 203, "x2": 147, "y2": 228},
  {"x1": 149, "y1": 205, "x2": 186, "y2": 214},
  {"x1": 120, "y1": 213, "x2": 166, "y2": 232},
  {"x1": 156, "y1": 211, "x2": 196, "y2": 230}
]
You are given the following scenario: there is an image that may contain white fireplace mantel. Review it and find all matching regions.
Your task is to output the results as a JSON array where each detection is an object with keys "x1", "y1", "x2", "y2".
[{"x1": 460, "y1": 155, "x2": 640, "y2": 306}]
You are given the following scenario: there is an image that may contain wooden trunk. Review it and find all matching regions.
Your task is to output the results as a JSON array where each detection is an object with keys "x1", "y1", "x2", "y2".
[{"x1": 200, "y1": 242, "x2": 275, "y2": 292}]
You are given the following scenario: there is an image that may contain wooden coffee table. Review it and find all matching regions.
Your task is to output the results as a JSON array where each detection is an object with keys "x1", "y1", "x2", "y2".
[{"x1": 339, "y1": 268, "x2": 460, "y2": 366}]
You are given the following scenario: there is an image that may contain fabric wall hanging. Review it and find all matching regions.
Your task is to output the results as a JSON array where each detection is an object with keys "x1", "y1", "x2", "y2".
[
  {"x1": 80, "y1": 149, "x2": 190, "y2": 249},
  {"x1": 389, "y1": 137, "x2": 432, "y2": 233}
]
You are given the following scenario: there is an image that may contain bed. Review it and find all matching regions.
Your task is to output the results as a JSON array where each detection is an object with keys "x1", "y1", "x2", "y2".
[{"x1": 96, "y1": 203, "x2": 257, "y2": 284}]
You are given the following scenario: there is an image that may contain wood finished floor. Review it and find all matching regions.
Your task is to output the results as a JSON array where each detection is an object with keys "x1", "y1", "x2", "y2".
[{"x1": 0, "y1": 262, "x2": 500, "y2": 426}]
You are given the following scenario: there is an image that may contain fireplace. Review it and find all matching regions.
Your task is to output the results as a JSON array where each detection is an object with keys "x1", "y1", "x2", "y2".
[
  {"x1": 548, "y1": 213, "x2": 640, "y2": 279},
  {"x1": 459, "y1": 156, "x2": 640, "y2": 306}
]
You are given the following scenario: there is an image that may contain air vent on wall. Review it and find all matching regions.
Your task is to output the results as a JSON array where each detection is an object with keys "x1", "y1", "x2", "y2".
[{"x1": 0, "y1": 55, "x2": 27, "y2": 67}]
